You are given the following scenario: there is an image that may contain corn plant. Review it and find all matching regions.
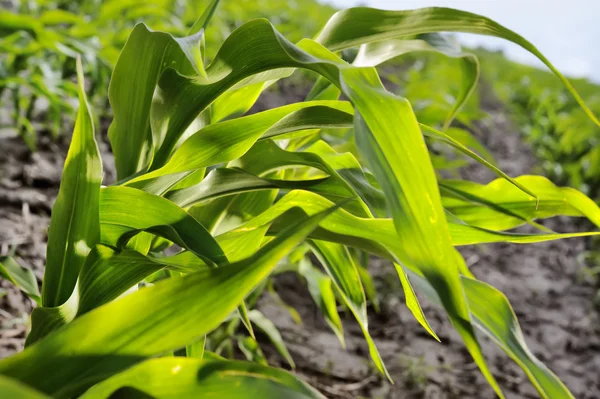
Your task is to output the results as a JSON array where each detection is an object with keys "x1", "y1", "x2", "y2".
[{"x1": 2, "y1": 2, "x2": 600, "y2": 398}]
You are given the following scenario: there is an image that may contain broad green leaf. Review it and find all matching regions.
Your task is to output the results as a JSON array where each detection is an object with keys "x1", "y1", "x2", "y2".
[
  {"x1": 146, "y1": 21, "x2": 354, "y2": 170},
  {"x1": 301, "y1": 140, "x2": 387, "y2": 216},
  {"x1": 79, "y1": 357, "x2": 325, "y2": 399},
  {"x1": 42, "y1": 58, "x2": 102, "y2": 308},
  {"x1": 315, "y1": 6, "x2": 599, "y2": 127},
  {"x1": 100, "y1": 186, "x2": 254, "y2": 335},
  {"x1": 24, "y1": 293, "x2": 78, "y2": 347},
  {"x1": 77, "y1": 246, "x2": 165, "y2": 315},
  {"x1": 0, "y1": 257, "x2": 40, "y2": 304},
  {"x1": 135, "y1": 20, "x2": 527, "y2": 206},
  {"x1": 348, "y1": 65, "x2": 501, "y2": 395},
  {"x1": 0, "y1": 207, "x2": 335, "y2": 397},
  {"x1": 210, "y1": 82, "x2": 269, "y2": 122},
  {"x1": 0, "y1": 375, "x2": 50, "y2": 399},
  {"x1": 442, "y1": 176, "x2": 600, "y2": 231},
  {"x1": 107, "y1": 24, "x2": 199, "y2": 180},
  {"x1": 219, "y1": 192, "x2": 575, "y2": 397},
  {"x1": 99, "y1": 186, "x2": 226, "y2": 266}
]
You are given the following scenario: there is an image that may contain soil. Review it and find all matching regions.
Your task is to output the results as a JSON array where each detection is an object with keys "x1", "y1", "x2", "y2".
[{"x1": 1, "y1": 82, "x2": 599, "y2": 398}]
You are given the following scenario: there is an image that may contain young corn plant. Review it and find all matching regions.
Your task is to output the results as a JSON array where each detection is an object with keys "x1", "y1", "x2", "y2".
[{"x1": 2, "y1": 2, "x2": 600, "y2": 398}]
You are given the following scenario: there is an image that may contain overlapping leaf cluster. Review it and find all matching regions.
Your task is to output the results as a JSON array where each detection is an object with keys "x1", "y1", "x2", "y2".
[{"x1": 1, "y1": 2, "x2": 600, "y2": 398}]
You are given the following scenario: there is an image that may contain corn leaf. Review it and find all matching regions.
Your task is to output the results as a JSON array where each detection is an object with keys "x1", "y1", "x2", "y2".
[
  {"x1": 77, "y1": 246, "x2": 166, "y2": 315},
  {"x1": 298, "y1": 260, "x2": 345, "y2": 347},
  {"x1": 420, "y1": 123, "x2": 536, "y2": 199},
  {"x1": 442, "y1": 176, "x2": 600, "y2": 231},
  {"x1": 349, "y1": 69, "x2": 501, "y2": 394},
  {"x1": 406, "y1": 270, "x2": 574, "y2": 399},
  {"x1": 166, "y1": 168, "x2": 327, "y2": 208},
  {"x1": 99, "y1": 186, "x2": 226, "y2": 266},
  {"x1": 0, "y1": 257, "x2": 41, "y2": 304},
  {"x1": 354, "y1": 33, "x2": 479, "y2": 129},
  {"x1": 130, "y1": 101, "x2": 354, "y2": 190},
  {"x1": 248, "y1": 310, "x2": 295, "y2": 369},
  {"x1": 0, "y1": 375, "x2": 50, "y2": 399},
  {"x1": 107, "y1": 24, "x2": 199, "y2": 180},
  {"x1": 315, "y1": 6, "x2": 600, "y2": 128},
  {"x1": 41, "y1": 59, "x2": 102, "y2": 308},
  {"x1": 79, "y1": 357, "x2": 324, "y2": 399},
  {"x1": 311, "y1": 240, "x2": 389, "y2": 379}
]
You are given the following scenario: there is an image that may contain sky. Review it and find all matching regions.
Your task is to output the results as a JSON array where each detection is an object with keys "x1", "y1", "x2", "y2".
[{"x1": 327, "y1": 0, "x2": 600, "y2": 82}]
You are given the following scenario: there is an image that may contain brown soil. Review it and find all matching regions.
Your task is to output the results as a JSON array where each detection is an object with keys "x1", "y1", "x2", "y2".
[{"x1": 1, "y1": 84, "x2": 599, "y2": 398}]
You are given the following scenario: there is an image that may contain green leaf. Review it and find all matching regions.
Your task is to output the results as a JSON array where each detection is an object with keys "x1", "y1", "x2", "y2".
[
  {"x1": 442, "y1": 176, "x2": 600, "y2": 231},
  {"x1": 79, "y1": 357, "x2": 325, "y2": 399},
  {"x1": 24, "y1": 293, "x2": 78, "y2": 347},
  {"x1": 420, "y1": 123, "x2": 537, "y2": 200},
  {"x1": 230, "y1": 139, "x2": 374, "y2": 216},
  {"x1": 449, "y1": 223, "x2": 600, "y2": 246},
  {"x1": 354, "y1": 33, "x2": 479, "y2": 129},
  {"x1": 0, "y1": 257, "x2": 40, "y2": 304},
  {"x1": 107, "y1": 24, "x2": 199, "y2": 180},
  {"x1": 100, "y1": 185, "x2": 259, "y2": 339},
  {"x1": 0, "y1": 375, "x2": 50, "y2": 399},
  {"x1": 311, "y1": 240, "x2": 389, "y2": 379},
  {"x1": 394, "y1": 263, "x2": 439, "y2": 342},
  {"x1": 41, "y1": 58, "x2": 102, "y2": 308},
  {"x1": 225, "y1": 190, "x2": 600, "y2": 259},
  {"x1": 248, "y1": 309, "x2": 295, "y2": 368},
  {"x1": 315, "y1": 6, "x2": 599, "y2": 127},
  {"x1": 99, "y1": 186, "x2": 226, "y2": 266},
  {"x1": 406, "y1": 270, "x2": 574, "y2": 399},
  {"x1": 209, "y1": 82, "x2": 269, "y2": 122},
  {"x1": 166, "y1": 167, "x2": 328, "y2": 208},
  {"x1": 298, "y1": 260, "x2": 345, "y2": 347},
  {"x1": 348, "y1": 67, "x2": 502, "y2": 395},
  {"x1": 0, "y1": 206, "x2": 335, "y2": 397},
  {"x1": 77, "y1": 246, "x2": 165, "y2": 315}
]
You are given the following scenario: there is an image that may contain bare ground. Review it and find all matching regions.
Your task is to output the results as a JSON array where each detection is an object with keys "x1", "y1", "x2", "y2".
[{"x1": 1, "y1": 84, "x2": 599, "y2": 398}]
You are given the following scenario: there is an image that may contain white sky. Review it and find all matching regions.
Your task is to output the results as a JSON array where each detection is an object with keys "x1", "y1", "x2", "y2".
[{"x1": 327, "y1": 0, "x2": 600, "y2": 82}]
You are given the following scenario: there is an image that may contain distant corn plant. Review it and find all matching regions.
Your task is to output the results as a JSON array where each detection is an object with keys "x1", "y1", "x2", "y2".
[
  {"x1": 478, "y1": 49, "x2": 600, "y2": 199},
  {"x1": 2, "y1": 1, "x2": 600, "y2": 398},
  {"x1": 0, "y1": 0, "x2": 334, "y2": 150}
]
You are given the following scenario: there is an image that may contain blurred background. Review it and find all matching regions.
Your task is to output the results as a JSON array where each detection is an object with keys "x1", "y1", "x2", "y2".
[{"x1": 1, "y1": 1, "x2": 599, "y2": 398}]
